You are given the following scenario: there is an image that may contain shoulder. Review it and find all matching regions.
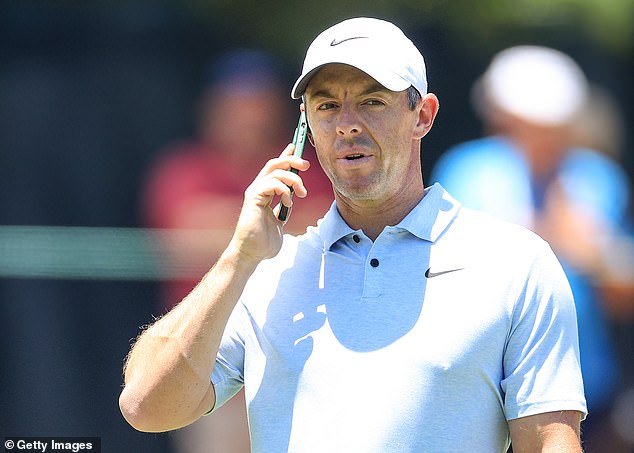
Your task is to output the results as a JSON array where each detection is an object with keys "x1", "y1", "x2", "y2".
[
  {"x1": 447, "y1": 206, "x2": 553, "y2": 269},
  {"x1": 452, "y1": 209, "x2": 576, "y2": 324},
  {"x1": 454, "y1": 206, "x2": 544, "y2": 247}
]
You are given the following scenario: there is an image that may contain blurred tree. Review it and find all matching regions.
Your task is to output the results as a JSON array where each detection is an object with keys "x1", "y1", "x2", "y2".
[{"x1": 180, "y1": 0, "x2": 633, "y2": 57}]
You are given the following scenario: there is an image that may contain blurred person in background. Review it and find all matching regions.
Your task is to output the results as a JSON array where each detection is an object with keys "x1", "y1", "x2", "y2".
[
  {"x1": 432, "y1": 45, "x2": 634, "y2": 452},
  {"x1": 139, "y1": 49, "x2": 332, "y2": 453}
]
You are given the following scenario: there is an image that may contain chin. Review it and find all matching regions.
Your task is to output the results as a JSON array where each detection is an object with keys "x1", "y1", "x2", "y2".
[
  {"x1": 330, "y1": 172, "x2": 385, "y2": 201},
  {"x1": 336, "y1": 184, "x2": 380, "y2": 202}
]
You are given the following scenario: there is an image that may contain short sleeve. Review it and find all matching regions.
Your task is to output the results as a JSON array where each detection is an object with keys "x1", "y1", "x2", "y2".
[
  {"x1": 209, "y1": 302, "x2": 248, "y2": 412},
  {"x1": 501, "y1": 240, "x2": 588, "y2": 420}
]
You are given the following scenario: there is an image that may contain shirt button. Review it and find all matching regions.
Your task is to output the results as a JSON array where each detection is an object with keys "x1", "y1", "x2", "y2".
[
  {"x1": 353, "y1": 234, "x2": 360, "y2": 243},
  {"x1": 370, "y1": 258, "x2": 379, "y2": 267}
]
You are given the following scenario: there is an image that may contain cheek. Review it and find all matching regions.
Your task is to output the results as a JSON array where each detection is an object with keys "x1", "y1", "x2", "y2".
[
  {"x1": 314, "y1": 142, "x2": 334, "y2": 179},
  {"x1": 373, "y1": 119, "x2": 412, "y2": 152},
  {"x1": 309, "y1": 120, "x2": 335, "y2": 155}
]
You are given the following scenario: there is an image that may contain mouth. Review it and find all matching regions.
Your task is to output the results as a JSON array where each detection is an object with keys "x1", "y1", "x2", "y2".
[
  {"x1": 335, "y1": 143, "x2": 373, "y2": 166},
  {"x1": 344, "y1": 153, "x2": 366, "y2": 160},
  {"x1": 337, "y1": 148, "x2": 371, "y2": 160}
]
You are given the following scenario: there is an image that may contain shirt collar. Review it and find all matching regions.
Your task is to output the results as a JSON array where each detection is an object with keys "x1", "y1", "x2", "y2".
[
  {"x1": 318, "y1": 183, "x2": 461, "y2": 250},
  {"x1": 317, "y1": 202, "x2": 356, "y2": 250}
]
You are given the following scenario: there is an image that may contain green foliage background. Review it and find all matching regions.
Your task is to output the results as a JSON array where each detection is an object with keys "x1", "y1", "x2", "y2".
[{"x1": 181, "y1": 0, "x2": 633, "y2": 59}]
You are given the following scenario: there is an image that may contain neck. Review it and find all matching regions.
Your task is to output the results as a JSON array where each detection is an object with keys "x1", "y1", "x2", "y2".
[{"x1": 335, "y1": 182, "x2": 425, "y2": 241}]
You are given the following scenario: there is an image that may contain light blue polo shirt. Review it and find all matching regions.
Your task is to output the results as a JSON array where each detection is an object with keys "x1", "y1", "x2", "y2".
[{"x1": 211, "y1": 183, "x2": 587, "y2": 453}]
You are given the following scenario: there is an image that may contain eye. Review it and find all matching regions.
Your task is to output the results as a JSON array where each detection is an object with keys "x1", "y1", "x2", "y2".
[
  {"x1": 317, "y1": 102, "x2": 338, "y2": 111},
  {"x1": 363, "y1": 99, "x2": 386, "y2": 106}
]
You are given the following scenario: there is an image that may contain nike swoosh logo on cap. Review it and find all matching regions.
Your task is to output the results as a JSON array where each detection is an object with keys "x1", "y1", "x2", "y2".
[
  {"x1": 330, "y1": 36, "x2": 369, "y2": 46},
  {"x1": 425, "y1": 267, "x2": 465, "y2": 278}
]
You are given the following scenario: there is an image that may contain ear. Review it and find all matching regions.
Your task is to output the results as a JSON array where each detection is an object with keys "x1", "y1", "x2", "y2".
[{"x1": 413, "y1": 93, "x2": 440, "y2": 140}]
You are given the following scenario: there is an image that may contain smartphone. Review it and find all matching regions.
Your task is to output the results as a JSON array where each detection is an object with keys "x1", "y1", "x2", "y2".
[{"x1": 277, "y1": 110, "x2": 308, "y2": 222}]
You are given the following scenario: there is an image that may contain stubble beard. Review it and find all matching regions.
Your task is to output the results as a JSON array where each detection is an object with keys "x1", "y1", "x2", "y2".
[{"x1": 329, "y1": 169, "x2": 385, "y2": 203}]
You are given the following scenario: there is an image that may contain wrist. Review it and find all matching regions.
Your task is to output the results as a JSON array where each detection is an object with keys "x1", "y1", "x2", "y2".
[{"x1": 221, "y1": 239, "x2": 264, "y2": 272}]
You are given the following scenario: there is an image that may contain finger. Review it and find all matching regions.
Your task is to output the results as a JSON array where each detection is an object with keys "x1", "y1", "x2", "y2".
[
  {"x1": 245, "y1": 176, "x2": 292, "y2": 206},
  {"x1": 273, "y1": 201, "x2": 291, "y2": 222},
  {"x1": 261, "y1": 156, "x2": 310, "y2": 178},
  {"x1": 280, "y1": 142, "x2": 295, "y2": 157},
  {"x1": 257, "y1": 146, "x2": 310, "y2": 178},
  {"x1": 256, "y1": 144, "x2": 295, "y2": 178},
  {"x1": 276, "y1": 181, "x2": 294, "y2": 208},
  {"x1": 268, "y1": 169, "x2": 308, "y2": 198}
]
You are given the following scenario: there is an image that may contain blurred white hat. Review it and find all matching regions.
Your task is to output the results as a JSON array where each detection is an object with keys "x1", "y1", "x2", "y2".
[
  {"x1": 292, "y1": 17, "x2": 427, "y2": 99},
  {"x1": 477, "y1": 45, "x2": 588, "y2": 126}
]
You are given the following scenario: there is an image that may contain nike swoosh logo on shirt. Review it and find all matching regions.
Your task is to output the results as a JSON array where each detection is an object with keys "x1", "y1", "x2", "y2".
[
  {"x1": 425, "y1": 267, "x2": 465, "y2": 278},
  {"x1": 330, "y1": 36, "x2": 369, "y2": 46}
]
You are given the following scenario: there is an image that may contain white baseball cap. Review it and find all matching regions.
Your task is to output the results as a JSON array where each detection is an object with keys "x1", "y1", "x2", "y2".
[
  {"x1": 477, "y1": 45, "x2": 588, "y2": 126},
  {"x1": 291, "y1": 17, "x2": 428, "y2": 99}
]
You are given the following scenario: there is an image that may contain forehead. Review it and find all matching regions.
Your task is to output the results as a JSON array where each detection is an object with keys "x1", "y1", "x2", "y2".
[{"x1": 305, "y1": 64, "x2": 388, "y2": 97}]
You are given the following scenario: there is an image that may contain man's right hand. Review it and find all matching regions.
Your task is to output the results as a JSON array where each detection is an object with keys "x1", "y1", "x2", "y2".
[{"x1": 228, "y1": 143, "x2": 310, "y2": 263}]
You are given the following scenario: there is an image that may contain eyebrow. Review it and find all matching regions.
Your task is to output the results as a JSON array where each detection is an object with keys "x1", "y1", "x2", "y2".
[
  {"x1": 309, "y1": 89, "x2": 334, "y2": 100},
  {"x1": 309, "y1": 82, "x2": 389, "y2": 100},
  {"x1": 360, "y1": 82, "x2": 389, "y2": 96}
]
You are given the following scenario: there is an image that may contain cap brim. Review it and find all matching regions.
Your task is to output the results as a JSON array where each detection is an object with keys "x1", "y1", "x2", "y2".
[
  {"x1": 291, "y1": 66, "x2": 323, "y2": 99},
  {"x1": 291, "y1": 61, "x2": 411, "y2": 99}
]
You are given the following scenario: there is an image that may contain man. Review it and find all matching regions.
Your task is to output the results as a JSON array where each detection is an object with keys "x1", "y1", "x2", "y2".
[{"x1": 120, "y1": 18, "x2": 587, "y2": 452}]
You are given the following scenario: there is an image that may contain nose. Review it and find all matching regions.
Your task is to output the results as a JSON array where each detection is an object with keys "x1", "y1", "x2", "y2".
[{"x1": 336, "y1": 105, "x2": 362, "y2": 137}]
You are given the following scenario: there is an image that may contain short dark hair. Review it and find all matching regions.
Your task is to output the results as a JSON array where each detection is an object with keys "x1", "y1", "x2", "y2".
[{"x1": 407, "y1": 86, "x2": 422, "y2": 110}]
